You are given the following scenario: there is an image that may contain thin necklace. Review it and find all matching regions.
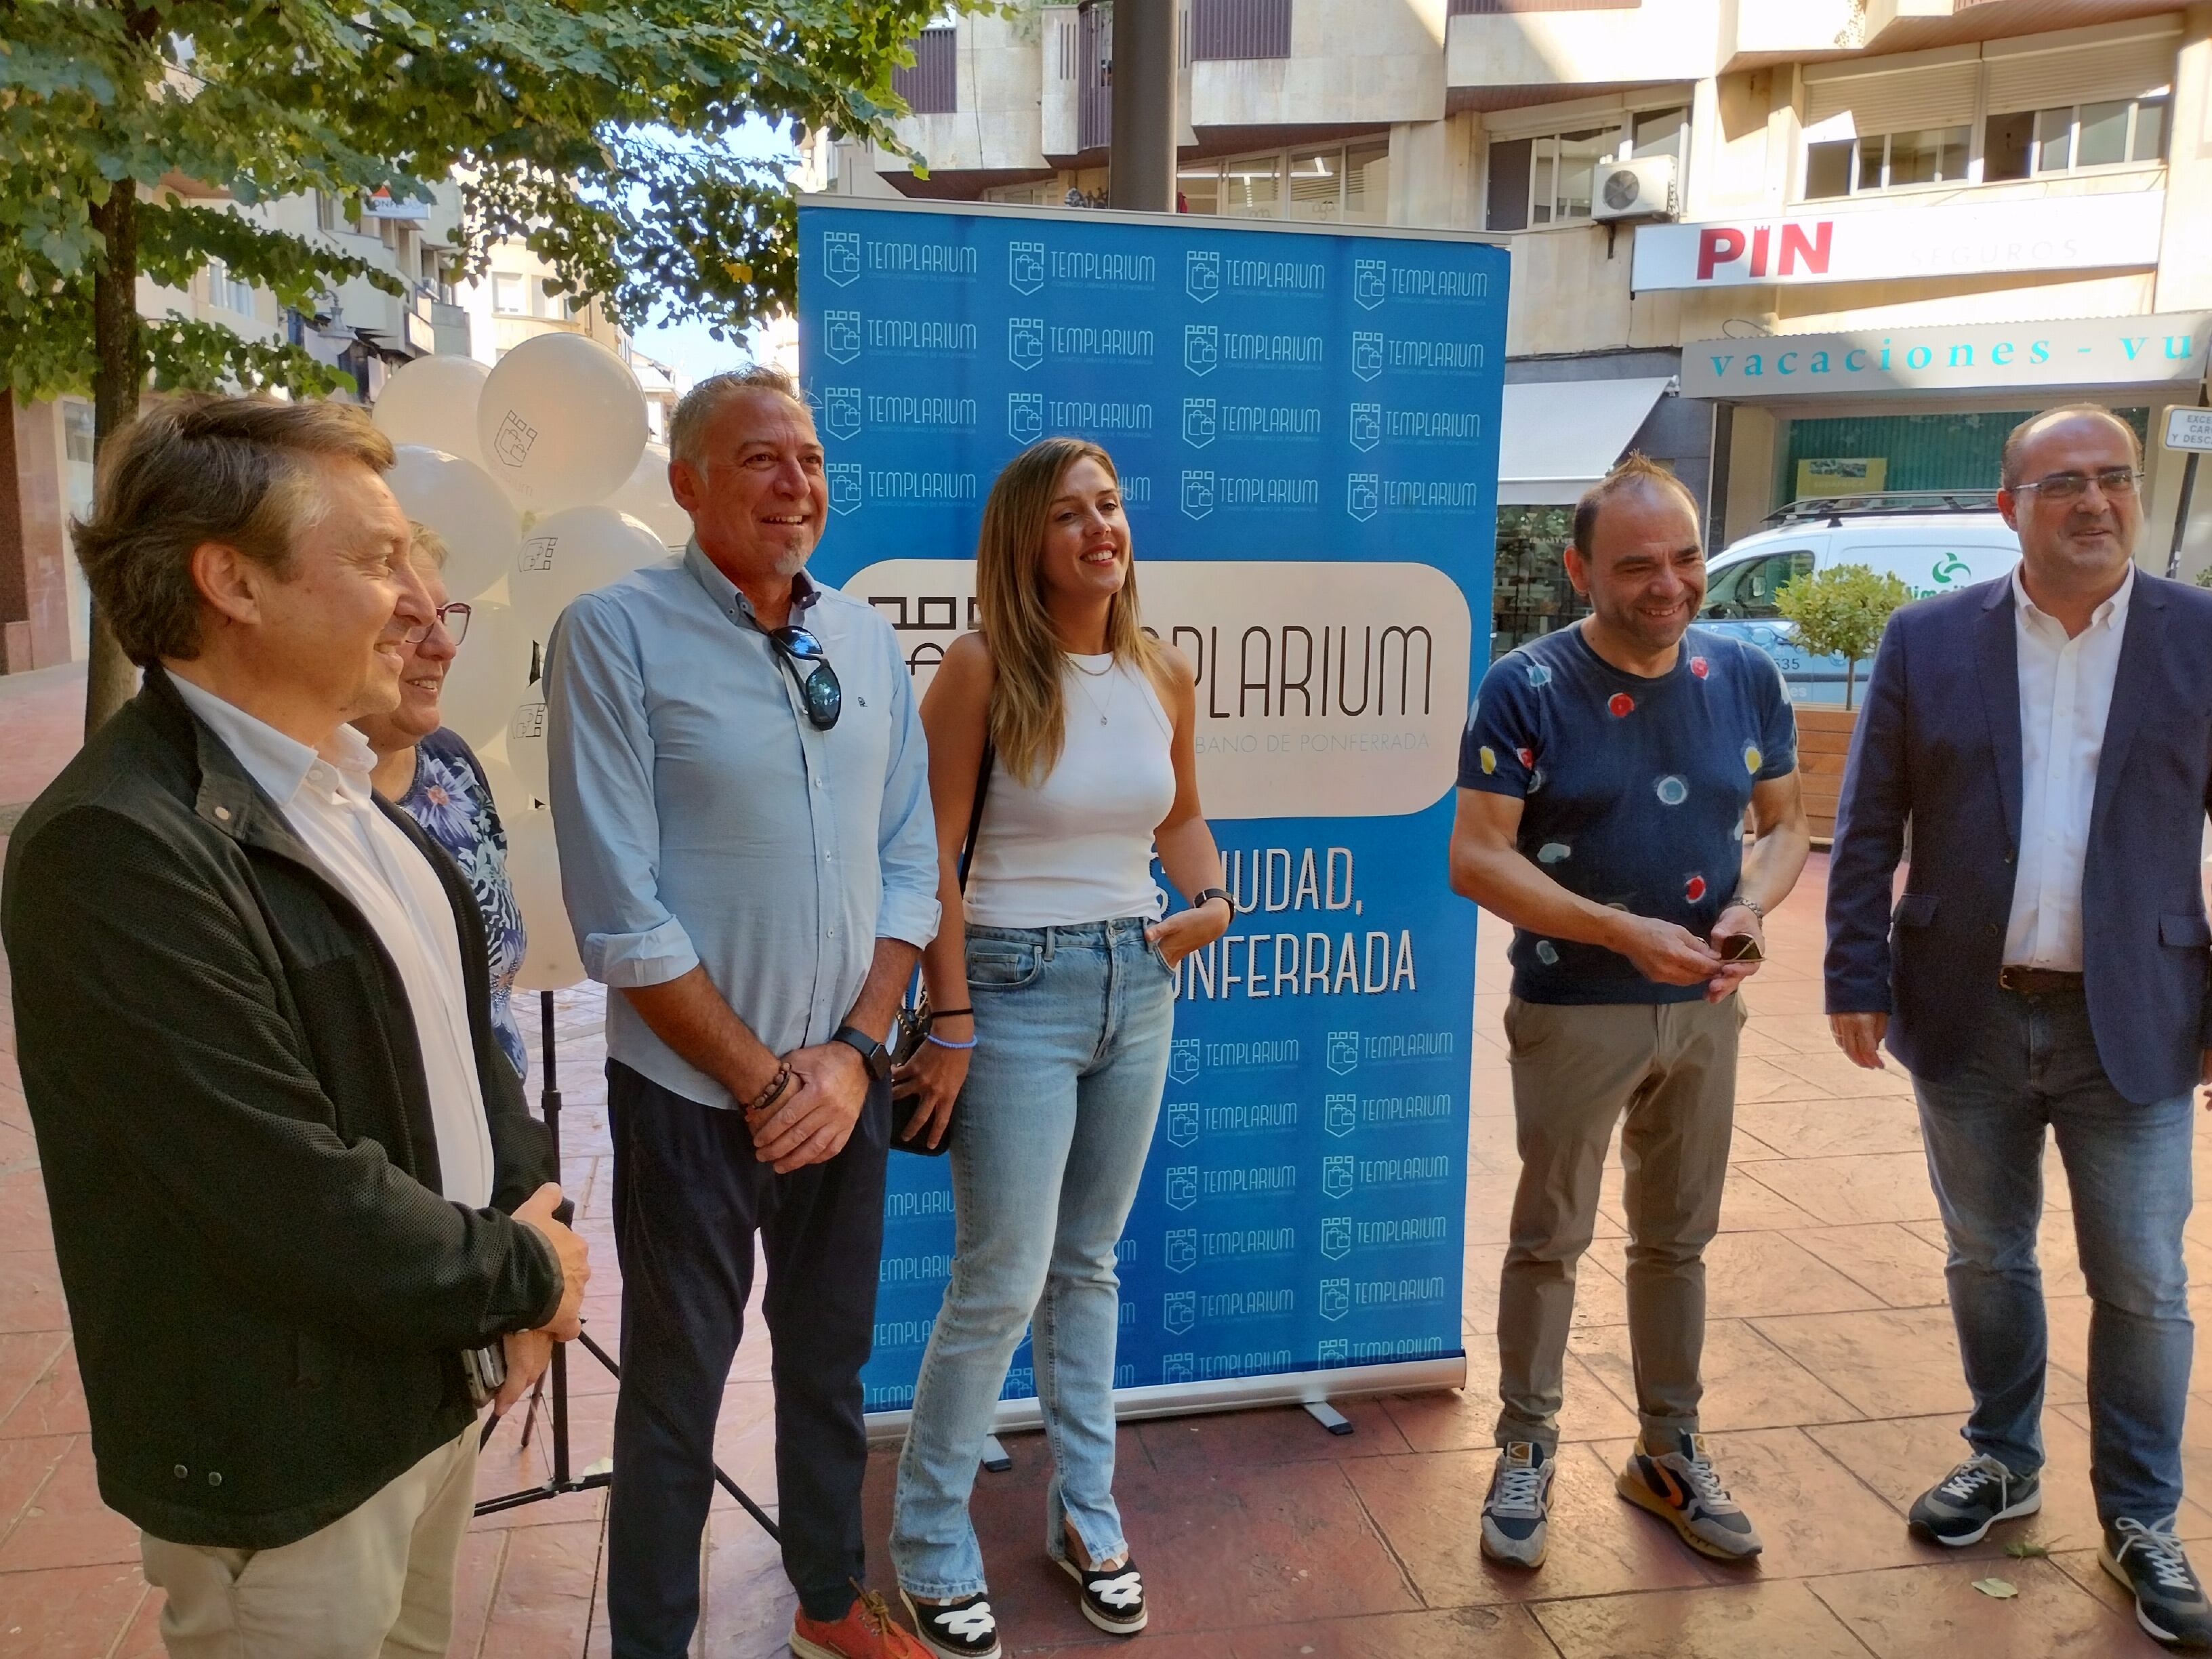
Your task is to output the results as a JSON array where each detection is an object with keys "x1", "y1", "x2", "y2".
[{"x1": 1069, "y1": 654, "x2": 1116, "y2": 725}]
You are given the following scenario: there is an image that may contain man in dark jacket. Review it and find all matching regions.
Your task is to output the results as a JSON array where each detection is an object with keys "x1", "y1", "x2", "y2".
[
  {"x1": 1, "y1": 395, "x2": 589, "y2": 1659},
  {"x1": 1826, "y1": 405, "x2": 2212, "y2": 1650}
]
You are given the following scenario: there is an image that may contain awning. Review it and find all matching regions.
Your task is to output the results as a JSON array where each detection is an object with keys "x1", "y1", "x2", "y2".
[{"x1": 1498, "y1": 376, "x2": 1676, "y2": 506}]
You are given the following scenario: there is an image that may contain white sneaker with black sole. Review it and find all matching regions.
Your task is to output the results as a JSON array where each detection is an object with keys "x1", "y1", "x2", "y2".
[
  {"x1": 899, "y1": 1588, "x2": 1002, "y2": 1659},
  {"x1": 1058, "y1": 1556, "x2": 1147, "y2": 1636}
]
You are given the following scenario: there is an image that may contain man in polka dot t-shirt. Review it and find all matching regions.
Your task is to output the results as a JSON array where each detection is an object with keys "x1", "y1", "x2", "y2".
[{"x1": 1448, "y1": 454, "x2": 1809, "y2": 1574}]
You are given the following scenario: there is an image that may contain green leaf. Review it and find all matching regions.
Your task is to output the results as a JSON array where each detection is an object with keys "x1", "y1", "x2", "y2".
[{"x1": 1, "y1": 0, "x2": 987, "y2": 412}]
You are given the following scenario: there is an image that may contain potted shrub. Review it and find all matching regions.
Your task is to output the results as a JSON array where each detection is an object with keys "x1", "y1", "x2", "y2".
[{"x1": 1774, "y1": 562, "x2": 1912, "y2": 842}]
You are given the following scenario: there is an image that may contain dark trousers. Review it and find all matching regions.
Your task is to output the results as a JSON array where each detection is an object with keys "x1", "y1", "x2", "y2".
[{"x1": 605, "y1": 1060, "x2": 890, "y2": 1658}]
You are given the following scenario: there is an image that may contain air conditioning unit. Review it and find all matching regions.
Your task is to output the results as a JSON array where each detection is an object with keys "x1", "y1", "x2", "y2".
[{"x1": 1591, "y1": 156, "x2": 1678, "y2": 223}]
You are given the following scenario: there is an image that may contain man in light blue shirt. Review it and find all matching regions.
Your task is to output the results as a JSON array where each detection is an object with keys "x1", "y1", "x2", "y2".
[{"x1": 546, "y1": 366, "x2": 939, "y2": 1659}]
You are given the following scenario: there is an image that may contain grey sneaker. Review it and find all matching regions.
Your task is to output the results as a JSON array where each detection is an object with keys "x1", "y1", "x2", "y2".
[
  {"x1": 2102, "y1": 1517, "x2": 2212, "y2": 1649},
  {"x1": 1908, "y1": 1453, "x2": 2042, "y2": 1547},
  {"x1": 1616, "y1": 1432, "x2": 1763, "y2": 1560},
  {"x1": 1479, "y1": 1441, "x2": 1554, "y2": 1568}
]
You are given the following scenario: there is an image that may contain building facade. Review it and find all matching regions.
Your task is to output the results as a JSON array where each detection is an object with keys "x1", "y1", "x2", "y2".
[
  {"x1": 0, "y1": 182, "x2": 473, "y2": 673},
  {"x1": 822, "y1": 0, "x2": 2212, "y2": 651}
]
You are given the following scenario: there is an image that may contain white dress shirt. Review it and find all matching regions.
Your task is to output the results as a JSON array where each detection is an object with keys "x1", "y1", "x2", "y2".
[
  {"x1": 170, "y1": 675, "x2": 496, "y2": 1206},
  {"x1": 2003, "y1": 563, "x2": 2133, "y2": 972}
]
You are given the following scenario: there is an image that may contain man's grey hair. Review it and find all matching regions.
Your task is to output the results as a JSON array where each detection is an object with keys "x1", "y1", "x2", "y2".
[{"x1": 668, "y1": 365, "x2": 808, "y2": 468}]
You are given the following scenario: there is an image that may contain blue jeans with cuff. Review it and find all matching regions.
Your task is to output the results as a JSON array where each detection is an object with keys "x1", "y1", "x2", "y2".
[
  {"x1": 1912, "y1": 984, "x2": 2195, "y2": 1526},
  {"x1": 890, "y1": 918, "x2": 1175, "y2": 1599}
]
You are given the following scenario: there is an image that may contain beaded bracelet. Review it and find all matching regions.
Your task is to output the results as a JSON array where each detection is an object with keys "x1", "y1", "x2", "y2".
[
  {"x1": 745, "y1": 1062, "x2": 794, "y2": 1115},
  {"x1": 926, "y1": 1032, "x2": 979, "y2": 1050}
]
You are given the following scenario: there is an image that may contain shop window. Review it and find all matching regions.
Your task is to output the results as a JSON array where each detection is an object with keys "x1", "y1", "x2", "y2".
[
  {"x1": 1983, "y1": 94, "x2": 2167, "y2": 181},
  {"x1": 1804, "y1": 125, "x2": 1968, "y2": 199},
  {"x1": 1180, "y1": 140, "x2": 1387, "y2": 222},
  {"x1": 1287, "y1": 146, "x2": 1343, "y2": 223},
  {"x1": 1492, "y1": 506, "x2": 1589, "y2": 655},
  {"x1": 1220, "y1": 152, "x2": 1282, "y2": 218},
  {"x1": 1704, "y1": 550, "x2": 1812, "y2": 621}
]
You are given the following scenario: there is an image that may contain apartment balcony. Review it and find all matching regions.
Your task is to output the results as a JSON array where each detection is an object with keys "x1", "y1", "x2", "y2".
[
  {"x1": 1727, "y1": 0, "x2": 2187, "y2": 68},
  {"x1": 1446, "y1": 0, "x2": 1723, "y2": 106},
  {"x1": 875, "y1": 14, "x2": 1052, "y2": 194},
  {"x1": 1189, "y1": 0, "x2": 1445, "y2": 136}
]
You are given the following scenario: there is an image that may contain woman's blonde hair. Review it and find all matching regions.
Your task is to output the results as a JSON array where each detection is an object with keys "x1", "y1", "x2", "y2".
[{"x1": 975, "y1": 437, "x2": 1164, "y2": 785}]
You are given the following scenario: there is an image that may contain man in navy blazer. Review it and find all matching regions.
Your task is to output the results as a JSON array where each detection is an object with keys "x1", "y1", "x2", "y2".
[{"x1": 1826, "y1": 405, "x2": 2212, "y2": 1650}]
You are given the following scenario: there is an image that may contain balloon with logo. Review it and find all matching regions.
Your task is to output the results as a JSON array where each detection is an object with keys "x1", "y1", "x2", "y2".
[
  {"x1": 504, "y1": 808, "x2": 585, "y2": 991},
  {"x1": 476, "y1": 331, "x2": 649, "y2": 512},
  {"x1": 504, "y1": 687, "x2": 552, "y2": 811},
  {"x1": 508, "y1": 505, "x2": 666, "y2": 638},
  {"x1": 373, "y1": 355, "x2": 492, "y2": 469},
  {"x1": 607, "y1": 443, "x2": 692, "y2": 548},
  {"x1": 436, "y1": 601, "x2": 533, "y2": 753},
  {"x1": 384, "y1": 446, "x2": 519, "y2": 605}
]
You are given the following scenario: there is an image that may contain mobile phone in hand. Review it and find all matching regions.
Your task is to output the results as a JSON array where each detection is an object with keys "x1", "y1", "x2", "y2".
[{"x1": 462, "y1": 1341, "x2": 507, "y2": 1408}]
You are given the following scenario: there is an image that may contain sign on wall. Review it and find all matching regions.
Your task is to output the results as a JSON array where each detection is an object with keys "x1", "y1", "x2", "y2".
[
  {"x1": 797, "y1": 197, "x2": 1507, "y2": 1422},
  {"x1": 1682, "y1": 310, "x2": 2212, "y2": 400},
  {"x1": 1634, "y1": 191, "x2": 2165, "y2": 291}
]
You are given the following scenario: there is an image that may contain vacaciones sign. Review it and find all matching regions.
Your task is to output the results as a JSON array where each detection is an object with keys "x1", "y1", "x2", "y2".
[
  {"x1": 1681, "y1": 310, "x2": 2212, "y2": 399},
  {"x1": 1633, "y1": 192, "x2": 2166, "y2": 291}
]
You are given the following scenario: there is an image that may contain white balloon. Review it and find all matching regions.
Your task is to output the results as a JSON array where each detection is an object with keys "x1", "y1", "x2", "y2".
[
  {"x1": 607, "y1": 444, "x2": 692, "y2": 548},
  {"x1": 476, "y1": 332, "x2": 648, "y2": 511},
  {"x1": 505, "y1": 687, "x2": 551, "y2": 811},
  {"x1": 508, "y1": 504, "x2": 665, "y2": 637},
  {"x1": 384, "y1": 447, "x2": 520, "y2": 604},
  {"x1": 374, "y1": 355, "x2": 491, "y2": 467},
  {"x1": 437, "y1": 602, "x2": 533, "y2": 752},
  {"x1": 504, "y1": 808, "x2": 585, "y2": 991}
]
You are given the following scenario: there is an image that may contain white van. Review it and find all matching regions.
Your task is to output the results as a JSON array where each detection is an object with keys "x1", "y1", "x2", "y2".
[{"x1": 1698, "y1": 493, "x2": 2022, "y2": 700}]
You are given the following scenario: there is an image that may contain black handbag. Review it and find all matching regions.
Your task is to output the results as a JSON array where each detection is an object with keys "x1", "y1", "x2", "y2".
[{"x1": 890, "y1": 737, "x2": 994, "y2": 1155}]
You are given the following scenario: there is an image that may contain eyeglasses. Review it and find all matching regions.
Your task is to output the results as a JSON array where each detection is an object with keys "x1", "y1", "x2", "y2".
[
  {"x1": 766, "y1": 625, "x2": 842, "y2": 730},
  {"x1": 398, "y1": 602, "x2": 472, "y2": 647},
  {"x1": 2011, "y1": 468, "x2": 2142, "y2": 501}
]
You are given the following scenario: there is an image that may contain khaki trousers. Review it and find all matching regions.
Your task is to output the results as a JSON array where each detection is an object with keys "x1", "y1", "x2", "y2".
[
  {"x1": 140, "y1": 1425, "x2": 479, "y2": 1659},
  {"x1": 1494, "y1": 995, "x2": 1743, "y2": 1450}
]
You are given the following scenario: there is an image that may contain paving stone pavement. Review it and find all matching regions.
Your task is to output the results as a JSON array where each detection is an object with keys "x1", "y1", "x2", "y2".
[{"x1": 0, "y1": 740, "x2": 2201, "y2": 1656}]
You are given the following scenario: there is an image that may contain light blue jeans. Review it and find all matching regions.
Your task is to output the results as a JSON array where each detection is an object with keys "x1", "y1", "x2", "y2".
[
  {"x1": 889, "y1": 918, "x2": 1175, "y2": 1599},
  {"x1": 1912, "y1": 984, "x2": 2195, "y2": 1525}
]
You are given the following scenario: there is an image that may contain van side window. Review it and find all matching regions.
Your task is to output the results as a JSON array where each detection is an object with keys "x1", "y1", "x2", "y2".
[{"x1": 1704, "y1": 550, "x2": 1814, "y2": 620}]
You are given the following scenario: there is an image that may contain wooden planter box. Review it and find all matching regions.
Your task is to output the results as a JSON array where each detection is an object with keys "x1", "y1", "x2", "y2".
[{"x1": 1794, "y1": 704, "x2": 1858, "y2": 845}]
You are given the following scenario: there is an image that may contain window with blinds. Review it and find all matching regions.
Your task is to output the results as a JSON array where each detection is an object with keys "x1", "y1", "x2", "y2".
[
  {"x1": 1985, "y1": 33, "x2": 2174, "y2": 117},
  {"x1": 1803, "y1": 59, "x2": 1980, "y2": 141}
]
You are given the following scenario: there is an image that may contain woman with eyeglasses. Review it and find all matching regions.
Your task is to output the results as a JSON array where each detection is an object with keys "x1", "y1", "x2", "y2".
[
  {"x1": 354, "y1": 522, "x2": 530, "y2": 1080},
  {"x1": 888, "y1": 439, "x2": 1233, "y2": 1658}
]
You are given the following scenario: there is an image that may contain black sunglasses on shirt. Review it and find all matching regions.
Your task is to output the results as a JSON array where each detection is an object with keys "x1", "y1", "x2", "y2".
[{"x1": 766, "y1": 626, "x2": 842, "y2": 731}]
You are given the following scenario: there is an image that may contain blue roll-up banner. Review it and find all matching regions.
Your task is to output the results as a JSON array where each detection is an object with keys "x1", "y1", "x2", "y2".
[{"x1": 796, "y1": 197, "x2": 1506, "y2": 1431}]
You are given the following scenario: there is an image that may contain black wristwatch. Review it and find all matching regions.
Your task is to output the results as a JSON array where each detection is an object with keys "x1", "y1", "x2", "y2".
[
  {"x1": 1191, "y1": 886, "x2": 1235, "y2": 917},
  {"x1": 833, "y1": 1024, "x2": 892, "y2": 1084}
]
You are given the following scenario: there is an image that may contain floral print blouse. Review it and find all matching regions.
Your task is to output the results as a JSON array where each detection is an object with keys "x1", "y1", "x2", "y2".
[{"x1": 396, "y1": 728, "x2": 529, "y2": 1081}]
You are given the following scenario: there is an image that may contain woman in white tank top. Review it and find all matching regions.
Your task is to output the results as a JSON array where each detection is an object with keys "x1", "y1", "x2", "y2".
[{"x1": 888, "y1": 440, "x2": 1231, "y2": 1656}]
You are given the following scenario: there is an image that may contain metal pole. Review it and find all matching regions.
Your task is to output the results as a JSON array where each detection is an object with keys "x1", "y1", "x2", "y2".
[
  {"x1": 1108, "y1": 0, "x2": 1177, "y2": 211},
  {"x1": 2168, "y1": 451, "x2": 2201, "y2": 580}
]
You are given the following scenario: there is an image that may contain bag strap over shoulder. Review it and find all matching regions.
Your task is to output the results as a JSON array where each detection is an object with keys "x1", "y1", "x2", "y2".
[{"x1": 956, "y1": 737, "x2": 994, "y2": 893}]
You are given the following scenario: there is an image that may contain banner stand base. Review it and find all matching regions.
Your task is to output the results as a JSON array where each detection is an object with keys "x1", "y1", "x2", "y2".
[
  {"x1": 1303, "y1": 1401, "x2": 1355, "y2": 1436},
  {"x1": 865, "y1": 1353, "x2": 1465, "y2": 1448}
]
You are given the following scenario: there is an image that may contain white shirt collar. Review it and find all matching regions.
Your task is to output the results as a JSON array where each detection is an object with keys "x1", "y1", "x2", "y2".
[
  {"x1": 2011, "y1": 562, "x2": 2133, "y2": 637},
  {"x1": 167, "y1": 672, "x2": 378, "y2": 806}
]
